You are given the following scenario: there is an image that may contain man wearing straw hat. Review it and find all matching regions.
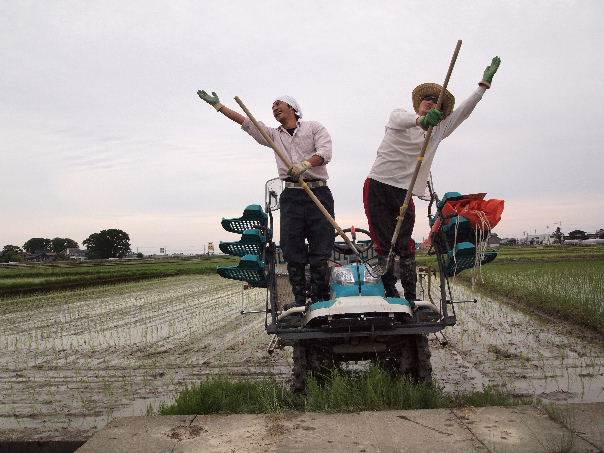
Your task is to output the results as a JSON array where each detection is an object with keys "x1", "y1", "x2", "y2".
[
  {"x1": 364, "y1": 57, "x2": 501, "y2": 300},
  {"x1": 197, "y1": 91, "x2": 334, "y2": 310}
]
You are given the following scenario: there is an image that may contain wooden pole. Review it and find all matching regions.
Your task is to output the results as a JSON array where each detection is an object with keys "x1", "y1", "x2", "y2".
[
  {"x1": 385, "y1": 40, "x2": 463, "y2": 274},
  {"x1": 234, "y1": 96, "x2": 361, "y2": 257}
]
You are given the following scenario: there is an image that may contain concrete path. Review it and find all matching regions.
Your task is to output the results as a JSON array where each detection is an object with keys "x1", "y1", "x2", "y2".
[{"x1": 77, "y1": 404, "x2": 603, "y2": 453}]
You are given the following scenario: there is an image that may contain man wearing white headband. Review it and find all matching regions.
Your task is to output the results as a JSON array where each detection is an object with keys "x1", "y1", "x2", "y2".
[{"x1": 197, "y1": 90, "x2": 335, "y2": 310}]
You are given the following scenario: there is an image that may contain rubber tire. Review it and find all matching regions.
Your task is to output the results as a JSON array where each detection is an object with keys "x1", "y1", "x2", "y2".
[
  {"x1": 291, "y1": 343, "x2": 307, "y2": 393},
  {"x1": 292, "y1": 343, "x2": 335, "y2": 392},
  {"x1": 414, "y1": 334, "x2": 433, "y2": 383},
  {"x1": 399, "y1": 339, "x2": 416, "y2": 375},
  {"x1": 397, "y1": 335, "x2": 433, "y2": 383}
]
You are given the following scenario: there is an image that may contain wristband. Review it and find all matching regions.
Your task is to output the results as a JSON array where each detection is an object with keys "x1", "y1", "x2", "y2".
[
  {"x1": 479, "y1": 81, "x2": 491, "y2": 89},
  {"x1": 213, "y1": 102, "x2": 224, "y2": 112}
]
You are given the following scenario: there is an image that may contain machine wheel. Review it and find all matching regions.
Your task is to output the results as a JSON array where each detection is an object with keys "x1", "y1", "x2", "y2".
[
  {"x1": 413, "y1": 334, "x2": 433, "y2": 383},
  {"x1": 397, "y1": 335, "x2": 433, "y2": 383},
  {"x1": 292, "y1": 343, "x2": 335, "y2": 393},
  {"x1": 291, "y1": 343, "x2": 308, "y2": 393},
  {"x1": 333, "y1": 227, "x2": 373, "y2": 255},
  {"x1": 307, "y1": 346, "x2": 332, "y2": 381},
  {"x1": 398, "y1": 339, "x2": 416, "y2": 375}
]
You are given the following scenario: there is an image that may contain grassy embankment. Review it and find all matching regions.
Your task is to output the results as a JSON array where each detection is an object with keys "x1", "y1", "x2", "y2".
[
  {"x1": 156, "y1": 367, "x2": 523, "y2": 415},
  {"x1": 417, "y1": 245, "x2": 604, "y2": 332},
  {"x1": 0, "y1": 256, "x2": 237, "y2": 297}
]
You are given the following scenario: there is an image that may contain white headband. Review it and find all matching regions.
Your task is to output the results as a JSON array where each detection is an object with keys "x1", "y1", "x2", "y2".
[{"x1": 275, "y1": 95, "x2": 302, "y2": 118}]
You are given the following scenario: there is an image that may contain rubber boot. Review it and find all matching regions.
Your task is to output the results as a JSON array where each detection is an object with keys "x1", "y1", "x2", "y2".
[
  {"x1": 381, "y1": 271, "x2": 400, "y2": 298},
  {"x1": 284, "y1": 262, "x2": 307, "y2": 310},
  {"x1": 310, "y1": 261, "x2": 331, "y2": 303},
  {"x1": 399, "y1": 255, "x2": 417, "y2": 302},
  {"x1": 378, "y1": 255, "x2": 400, "y2": 298}
]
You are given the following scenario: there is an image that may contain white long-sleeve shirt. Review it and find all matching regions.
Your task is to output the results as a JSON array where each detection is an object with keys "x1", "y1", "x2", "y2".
[
  {"x1": 241, "y1": 119, "x2": 332, "y2": 180},
  {"x1": 368, "y1": 86, "x2": 487, "y2": 195}
]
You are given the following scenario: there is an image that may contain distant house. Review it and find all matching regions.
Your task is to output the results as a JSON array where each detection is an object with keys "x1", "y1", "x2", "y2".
[
  {"x1": 588, "y1": 229, "x2": 604, "y2": 239},
  {"x1": 26, "y1": 252, "x2": 58, "y2": 262},
  {"x1": 65, "y1": 248, "x2": 87, "y2": 260},
  {"x1": 523, "y1": 234, "x2": 552, "y2": 245}
]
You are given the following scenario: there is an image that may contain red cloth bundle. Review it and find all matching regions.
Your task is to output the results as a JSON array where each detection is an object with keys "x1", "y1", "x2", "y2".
[
  {"x1": 441, "y1": 193, "x2": 504, "y2": 229},
  {"x1": 426, "y1": 193, "x2": 505, "y2": 247}
]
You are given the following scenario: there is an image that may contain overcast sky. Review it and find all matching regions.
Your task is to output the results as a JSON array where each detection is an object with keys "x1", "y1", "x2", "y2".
[{"x1": 1, "y1": 1, "x2": 603, "y2": 254}]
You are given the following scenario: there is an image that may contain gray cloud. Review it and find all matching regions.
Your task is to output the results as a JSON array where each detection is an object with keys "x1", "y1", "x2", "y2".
[{"x1": 1, "y1": 0, "x2": 603, "y2": 251}]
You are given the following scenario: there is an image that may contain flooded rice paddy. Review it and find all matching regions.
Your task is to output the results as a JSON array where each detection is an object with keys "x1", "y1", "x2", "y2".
[{"x1": 0, "y1": 274, "x2": 602, "y2": 441}]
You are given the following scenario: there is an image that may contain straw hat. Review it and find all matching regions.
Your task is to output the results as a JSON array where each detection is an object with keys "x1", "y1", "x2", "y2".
[{"x1": 412, "y1": 83, "x2": 455, "y2": 117}]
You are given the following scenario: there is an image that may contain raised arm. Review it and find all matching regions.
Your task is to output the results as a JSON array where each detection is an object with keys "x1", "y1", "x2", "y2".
[
  {"x1": 439, "y1": 56, "x2": 501, "y2": 139},
  {"x1": 197, "y1": 90, "x2": 246, "y2": 125}
]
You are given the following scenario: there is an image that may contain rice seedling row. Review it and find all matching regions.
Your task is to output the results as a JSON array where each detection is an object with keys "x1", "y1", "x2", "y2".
[{"x1": 2, "y1": 266, "x2": 603, "y2": 442}]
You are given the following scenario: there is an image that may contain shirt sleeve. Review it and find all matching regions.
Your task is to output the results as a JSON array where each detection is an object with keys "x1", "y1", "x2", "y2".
[
  {"x1": 387, "y1": 109, "x2": 418, "y2": 130},
  {"x1": 241, "y1": 118, "x2": 274, "y2": 147},
  {"x1": 312, "y1": 122, "x2": 332, "y2": 164},
  {"x1": 437, "y1": 86, "x2": 487, "y2": 140}
]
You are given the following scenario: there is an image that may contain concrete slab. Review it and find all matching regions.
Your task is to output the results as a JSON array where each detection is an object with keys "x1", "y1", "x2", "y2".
[
  {"x1": 76, "y1": 416, "x2": 195, "y2": 453},
  {"x1": 177, "y1": 414, "x2": 277, "y2": 453},
  {"x1": 452, "y1": 405, "x2": 601, "y2": 453},
  {"x1": 552, "y1": 403, "x2": 604, "y2": 451},
  {"x1": 76, "y1": 405, "x2": 604, "y2": 453}
]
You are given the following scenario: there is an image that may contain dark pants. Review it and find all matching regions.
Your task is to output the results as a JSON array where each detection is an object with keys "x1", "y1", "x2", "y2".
[
  {"x1": 363, "y1": 178, "x2": 416, "y2": 300},
  {"x1": 280, "y1": 186, "x2": 335, "y2": 304}
]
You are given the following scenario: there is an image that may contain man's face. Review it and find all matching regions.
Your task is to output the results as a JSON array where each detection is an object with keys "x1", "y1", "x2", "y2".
[
  {"x1": 418, "y1": 94, "x2": 438, "y2": 116},
  {"x1": 272, "y1": 100, "x2": 296, "y2": 123}
]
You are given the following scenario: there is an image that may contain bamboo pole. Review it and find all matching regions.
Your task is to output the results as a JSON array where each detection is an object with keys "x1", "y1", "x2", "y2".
[
  {"x1": 384, "y1": 39, "x2": 463, "y2": 274},
  {"x1": 234, "y1": 96, "x2": 361, "y2": 257}
]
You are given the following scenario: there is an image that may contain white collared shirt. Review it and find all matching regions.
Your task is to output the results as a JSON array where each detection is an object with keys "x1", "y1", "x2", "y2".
[
  {"x1": 368, "y1": 86, "x2": 487, "y2": 195},
  {"x1": 241, "y1": 119, "x2": 332, "y2": 180}
]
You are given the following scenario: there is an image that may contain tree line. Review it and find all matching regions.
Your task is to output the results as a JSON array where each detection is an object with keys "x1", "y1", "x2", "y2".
[{"x1": 0, "y1": 229, "x2": 131, "y2": 262}]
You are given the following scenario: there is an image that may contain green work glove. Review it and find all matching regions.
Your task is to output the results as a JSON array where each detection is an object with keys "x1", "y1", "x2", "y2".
[
  {"x1": 419, "y1": 108, "x2": 443, "y2": 129},
  {"x1": 288, "y1": 160, "x2": 312, "y2": 178},
  {"x1": 481, "y1": 56, "x2": 501, "y2": 88},
  {"x1": 197, "y1": 90, "x2": 223, "y2": 111}
]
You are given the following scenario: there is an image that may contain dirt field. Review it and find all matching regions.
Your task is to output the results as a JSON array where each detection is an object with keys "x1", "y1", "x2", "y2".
[{"x1": 0, "y1": 275, "x2": 602, "y2": 441}]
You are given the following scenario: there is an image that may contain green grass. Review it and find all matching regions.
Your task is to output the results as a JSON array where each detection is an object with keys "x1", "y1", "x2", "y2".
[
  {"x1": 416, "y1": 245, "x2": 604, "y2": 332},
  {"x1": 416, "y1": 244, "x2": 604, "y2": 267},
  {"x1": 459, "y1": 259, "x2": 604, "y2": 331},
  {"x1": 157, "y1": 367, "x2": 522, "y2": 415},
  {"x1": 0, "y1": 257, "x2": 237, "y2": 297}
]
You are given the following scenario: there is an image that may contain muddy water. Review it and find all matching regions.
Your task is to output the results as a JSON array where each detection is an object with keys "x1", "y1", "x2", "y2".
[
  {"x1": 431, "y1": 283, "x2": 604, "y2": 402},
  {"x1": 0, "y1": 276, "x2": 285, "y2": 441},
  {"x1": 0, "y1": 275, "x2": 602, "y2": 441}
]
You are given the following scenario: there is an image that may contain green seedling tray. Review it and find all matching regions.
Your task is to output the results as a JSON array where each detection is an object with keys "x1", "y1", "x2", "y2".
[
  {"x1": 445, "y1": 242, "x2": 497, "y2": 277},
  {"x1": 216, "y1": 253, "x2": 267, "y2": 287},
  {"x1": 219, "y1": 229, "x2": 267, "y2": 257},
  {"x1": 221, "y1": 204, "x2": 268, "y2": 235}
]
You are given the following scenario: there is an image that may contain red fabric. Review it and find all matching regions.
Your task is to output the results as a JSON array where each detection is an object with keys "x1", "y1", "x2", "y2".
[
  {"x1": 441, "y1": 195, "x2": 504, "y2": 229},
  {"x1": 426, "y1": 194, "x2": 505, "y2": 246},
  {"x1": 407, "y1": 238, "x2": 416, "y2": 254}
]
